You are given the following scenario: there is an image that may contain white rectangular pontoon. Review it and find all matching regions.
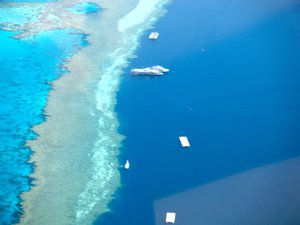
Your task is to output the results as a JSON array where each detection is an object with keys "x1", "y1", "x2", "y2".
[
  {"x1": 165, "y1": 212, "x2": 176, "y2": 223},
  {"x1": 179, "y1": 136, "x2": 190, "y2": 147}
]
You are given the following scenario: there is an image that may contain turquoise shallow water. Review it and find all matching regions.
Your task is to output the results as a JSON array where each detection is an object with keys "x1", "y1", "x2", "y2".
[
  {"x1": 67, "y1": 2, "x2": 101, "y2": 14},
  {"x1": 96, "y1": 0, "x2": 300, "y2": 224},
  {"x1": 0, "y1": 29, "x2": 88, "y2": 224}
]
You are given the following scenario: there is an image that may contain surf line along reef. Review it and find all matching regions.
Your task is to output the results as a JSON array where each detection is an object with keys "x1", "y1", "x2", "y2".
[{"x1": 0, "y1": 0, "x2": 171, "y2": 225}]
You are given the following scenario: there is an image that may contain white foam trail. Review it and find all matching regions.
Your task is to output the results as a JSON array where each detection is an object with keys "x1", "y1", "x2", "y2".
[
  {"x1": 75, "y1": 0, "x2": 171, "y2": 223},
  {"x1": 75, "y1": 47, "x2": 134, "y2": 223}
]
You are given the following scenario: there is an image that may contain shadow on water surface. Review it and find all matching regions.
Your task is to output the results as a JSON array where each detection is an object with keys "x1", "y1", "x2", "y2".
[
  {"x1": 154, "y1": 157, "x2": 300, "y2": 225},
  {"x1": 95, "y1": 0, "x2": 300, "y2": 225}
]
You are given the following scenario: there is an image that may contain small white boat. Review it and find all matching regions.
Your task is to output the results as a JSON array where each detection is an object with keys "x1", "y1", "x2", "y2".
[
  {"x1": 149, "y1": 32, "x2": 159, "y2": 40},
  {"x1": 124, "y1": 160, "x2": 130, "y2": 169}
]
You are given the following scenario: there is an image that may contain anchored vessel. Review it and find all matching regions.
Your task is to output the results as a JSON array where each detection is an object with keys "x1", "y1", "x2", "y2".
[
  {"x1": 149, "y1": 32, "x2": 159, "y2": 40},
  {"x1": 130, "y1": 65, "x2": 169, "y2": 76},
  {"x1": 124, "y1": 160, "x2": 130, "y2": 169}
]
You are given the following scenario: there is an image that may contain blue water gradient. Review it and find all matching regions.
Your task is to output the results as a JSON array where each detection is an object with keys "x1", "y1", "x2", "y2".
[
  {"x1": 0, "y1": 29, "x2": 88, "y2": 225},
  {"x1": 96, "y1": 1, "x2": 300, "y2": 225}
]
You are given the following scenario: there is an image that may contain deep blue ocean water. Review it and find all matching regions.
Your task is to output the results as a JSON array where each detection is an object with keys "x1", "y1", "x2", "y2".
[
  {"x1": 96, "y1": 0, "x2": 300, "y2": 225},
  {"x1": 0, "y1": 29, "x2": 87, "y2": 225}
]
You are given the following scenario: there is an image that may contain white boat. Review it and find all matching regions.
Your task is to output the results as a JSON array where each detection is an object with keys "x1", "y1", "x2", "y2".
[
  {"x1": 149, "y1": 32, "x2": 159, "y2": 40},
  {"x1": 130, "y1": 65, "x2": 169, "y2": 76},
  {"x1": 130, "y1": 67, "x2": 163, "y2": 76},
  {"x1": 124, "y1": 160, "x2": 130, "y2": 169},
  {"x1": 151, "y1": 65, "x2": 169, "y2": 73}
]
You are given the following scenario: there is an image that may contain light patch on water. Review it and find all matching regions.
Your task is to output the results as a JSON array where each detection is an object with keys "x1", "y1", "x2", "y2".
[
  {"x1": 75, "y1": 52, "x2": 127, "y2": 222},
  {"x1": 75, "y1": 46, "x2": 141, "y2": 224},
  {"x1": 75, "y1": 0, "x2": 171, "y2": 223},
  {"x1": 118, "y1": 0, "x2": 169, "y2": 32}
]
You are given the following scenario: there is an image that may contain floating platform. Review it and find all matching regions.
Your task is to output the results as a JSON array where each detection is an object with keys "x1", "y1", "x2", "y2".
[
  {"x1": 149, "y1": 32, "x2": 159, "y2": 40},
  {"x1": 165, "y1": 212, "x2": 176, "y2": 223},
  {"x1": 179, "y1": 136, "x2": 190, "y2": 147}
]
